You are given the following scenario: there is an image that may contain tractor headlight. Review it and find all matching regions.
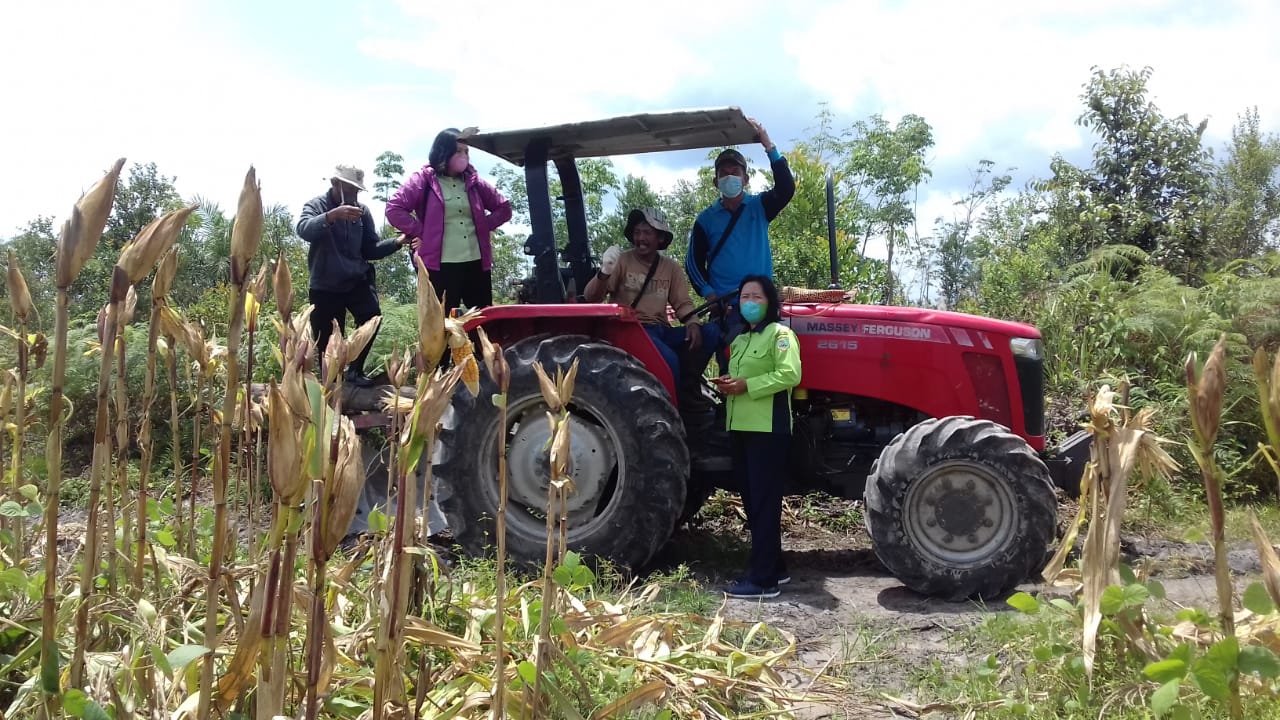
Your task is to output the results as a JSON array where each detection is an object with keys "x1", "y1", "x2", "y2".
[{"x1": 1010, "y1": 337, "x2": 1044, "y2": 361}]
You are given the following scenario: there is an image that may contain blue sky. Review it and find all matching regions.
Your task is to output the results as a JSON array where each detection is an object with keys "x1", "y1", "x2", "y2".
[{"x1": 5, "y1": 0, "x2": 1278, "y2": 270}]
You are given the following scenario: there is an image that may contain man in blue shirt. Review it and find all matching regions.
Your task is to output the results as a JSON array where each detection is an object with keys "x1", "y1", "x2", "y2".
[{"x1": 685, "y1": 117, "x2": 795, "y2": 373}]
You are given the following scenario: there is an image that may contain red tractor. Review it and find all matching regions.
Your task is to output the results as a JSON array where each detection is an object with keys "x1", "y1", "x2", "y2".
[{"x1": 427, "y1": 107, "x2": 1087, "y2": 601}]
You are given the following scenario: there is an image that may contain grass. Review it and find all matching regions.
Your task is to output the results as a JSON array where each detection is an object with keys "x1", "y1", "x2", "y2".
[{"x1": 907, "y1": 605, "x2": 1280, "y2": 720}]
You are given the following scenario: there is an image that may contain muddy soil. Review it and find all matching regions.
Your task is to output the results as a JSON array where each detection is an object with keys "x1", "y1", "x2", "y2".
[{"x1": 651, "y1": 493, "x2": 1272, "y2": 719}]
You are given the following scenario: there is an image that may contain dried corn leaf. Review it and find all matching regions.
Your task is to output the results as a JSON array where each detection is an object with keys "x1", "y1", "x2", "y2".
[
  {"x1": 402, "y1": 616, "x2": 482, "y2": 654},
  {"x1": 6, "y1": 250, "x2": 33, "y2": 322},
  {"x1": 1248, "y1": 509, "x2": 1280, "y2": 608},
  {"x1": 117, "y1": 205, "x2": 194, "y2": 284},
  {"x1": 533, "y1": 362, "x2": 563, "y2": 412}
]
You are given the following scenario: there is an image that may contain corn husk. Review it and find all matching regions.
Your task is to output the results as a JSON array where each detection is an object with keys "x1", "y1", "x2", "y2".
[
  {"x1": 533, "y1": 362, "x2": 563, "y2": 412},
  {"x1": 415, "y1": 257, "x2": 446, "y2": 374},
  {"x1": 323, "y1": 320, "x2": 344, "y2": 387},
  {"x1": 6, "y1": 250, "x2": 34, "y2": 322},
  {"x1": 121, "y1": 285, "x2": 138, "y2": 326},
  {"x1": 230, "y1": 167, "x2": 263, "y2": 284},
  {"x1": 267, "y1": 381, "x2": 305, "y2": 505},
  {"x1": 1186, "y1": 336, "x2": 1227, "y2": 447},
  {"x1": 117, "y1": 205, "x2": 195, "y2": 285},
  {"x1": 476, "y1": 327, "x2": 509, "y2": 390},
  {"x1": 57, "y1": 158, "x2": 126, "y2": 289},
  {"x1": 152, "y1": 246, "x2": 179, "y2": 301},
  {"x1": 321, "y1": 415, "x2": 363, "y2": 561},
  {"x1": 342, "y1": 316, "x2": 381, "y2": 368},
  {"x1": 273, "y1": 251, "x2": 294, "y2": 319}
]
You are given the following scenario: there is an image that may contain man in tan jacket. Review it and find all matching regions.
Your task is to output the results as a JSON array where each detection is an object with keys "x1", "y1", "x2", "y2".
[{"x1": 585, "y1": 207, "x2": 702, "y2": 381}]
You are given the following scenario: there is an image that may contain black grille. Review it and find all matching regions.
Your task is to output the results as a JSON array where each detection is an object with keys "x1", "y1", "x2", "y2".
[{"x1": 1015, "y1": 355, "x2": 1045, "y2": 437}]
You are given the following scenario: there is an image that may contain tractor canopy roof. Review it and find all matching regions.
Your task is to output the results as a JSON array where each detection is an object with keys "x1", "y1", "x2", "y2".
[{"x1": 467, "y1": 106, "x2": 758, "y2": 165}]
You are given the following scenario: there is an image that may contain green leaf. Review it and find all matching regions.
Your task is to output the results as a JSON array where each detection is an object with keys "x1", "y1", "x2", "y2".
[
  {"x1": 1151, "y1": 679, "x2": 1180, "y2": 717},
  {"x1": 1190, "y1": 637, "x2": 1237, "y2": 700},
  {"x1": 166, "y1": 644, "x2": 210, "y2": 672},
  {"x1": 1006, "y1": 592, "x2": 1040, "y2": 614},
  {"x1": 1095, "y1": 583, "x2": 1148, "y2": 615},
  {"x1": 1118, "y1": 562, "x2": 1137, "y2": 585},
  {"x1": 0, "y1": 501, "x2": 25, "y2": 518},
  {"x1": 1049, "y1": 598, "x2": 1076, "y2": 614},
  {"x1": 562, "y1": 550, "x2": 581, "y2": 569},
  {"x1": 18, "y1": 484, "x2": 39, "y2": 502},
  {"x1": 1243, "y1": 582, "x2": 1276, "y2": 615},
  {"x1": 517, "y1": 660, "x2": 537, "y2": 686},
  {"x1": 492, "y1": 393, "x2": 507, "y2": 408},
  {"x1": 152, "y1": 646, "x2": 173, "y2": 679},
  {"x1": 368, "y1": 508, "x2": 388, "y2": 534},
  {"x1": 156, "y1": 529, "x2": 176, "y2": 548},
  {"x1": 1170, "y1": 706, "x2": 1192, "y2": 720},
  {"x1": 63, "y1": 689, "x2": 111, "y2": 720},
  {"x1": 1146, "y1": 580, "x2": 1167, "y2": 600},
  {"x1": 1238, "y1": 646, "x2": 1280, "y2": 678},
  {"x1": 0, "y1": 567, "x2": 27, "y2": 591},
  {"x1": 63, "y1": 689, "x2": 88, "y2": 715},
  {"x1": 552, "y1": 565, "x2": 574, "y2": 587},
  {"x1": 1143, "y1": 659, "x2": 1188, "y2": 683}
]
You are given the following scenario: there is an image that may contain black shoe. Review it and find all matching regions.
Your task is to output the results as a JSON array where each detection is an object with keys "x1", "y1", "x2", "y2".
[{"x1": 345, "y1": 369, "x2": 375, "y2": 388}]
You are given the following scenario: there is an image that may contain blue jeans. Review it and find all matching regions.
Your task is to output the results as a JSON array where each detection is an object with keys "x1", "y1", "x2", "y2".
[
  {"x1": 693, "y1": 305, "x2": 746, "y2": 377},
  {"x1": 644, "y1": 324, "x2": 688, "y2": 381}
]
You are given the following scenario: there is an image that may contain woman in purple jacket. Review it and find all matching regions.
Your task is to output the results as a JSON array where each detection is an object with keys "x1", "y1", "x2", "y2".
[{"x1": 386, "y1": 128, "x2": 513, "y2": 311}]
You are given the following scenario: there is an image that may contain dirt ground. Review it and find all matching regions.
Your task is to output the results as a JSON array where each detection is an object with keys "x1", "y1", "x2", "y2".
[{"x1": 653, "y1": 493, "x2": 1270, "y2": 720}]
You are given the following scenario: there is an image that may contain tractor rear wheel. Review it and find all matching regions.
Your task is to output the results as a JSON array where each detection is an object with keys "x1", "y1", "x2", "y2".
[
  {"x1": 863, "y1": 416, "x2": 1056, "y2": 601},
  {"x1": 436, "y1": 334, "x2": 689, "y2": 570}
]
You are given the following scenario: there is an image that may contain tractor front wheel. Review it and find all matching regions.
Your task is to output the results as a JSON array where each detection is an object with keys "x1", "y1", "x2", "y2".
[
  {"x1": 436, "y1": 334, "x2": 689, "y2": 570},
  {"x1": 864, "y1": 416, "x2": 1056, "y2": 600}
]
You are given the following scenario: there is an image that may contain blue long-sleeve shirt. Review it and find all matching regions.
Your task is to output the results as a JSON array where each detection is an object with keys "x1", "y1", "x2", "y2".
[{"x1": 685, "y1": 151, "x2": 795, "y2": 299}]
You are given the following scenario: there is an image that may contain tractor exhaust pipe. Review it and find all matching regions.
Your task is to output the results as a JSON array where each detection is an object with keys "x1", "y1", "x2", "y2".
[{"x1": 826, "y1": 170, "x2": 840, "y2": 290}]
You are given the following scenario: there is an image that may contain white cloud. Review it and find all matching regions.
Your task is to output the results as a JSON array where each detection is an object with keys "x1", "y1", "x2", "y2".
[
  {"x1": 783, "y1": 0, "x2": 1280, "y2": 164},
  {"x1": 1, "y1": 0, "x2": 445, "y2": 235}
]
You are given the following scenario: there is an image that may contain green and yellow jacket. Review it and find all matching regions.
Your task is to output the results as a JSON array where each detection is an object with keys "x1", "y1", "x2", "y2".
[{"x1": 725, "y1": 321, "x2": 803, "y2": 433}]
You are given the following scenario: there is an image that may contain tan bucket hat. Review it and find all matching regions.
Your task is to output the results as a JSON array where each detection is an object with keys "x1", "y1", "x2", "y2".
[
  {"x1": 624, "y1": 207, "x2": 674, "y2": 250},
  {"x1": 329, "y1": 165, "x2": 366, "y2": 191}
]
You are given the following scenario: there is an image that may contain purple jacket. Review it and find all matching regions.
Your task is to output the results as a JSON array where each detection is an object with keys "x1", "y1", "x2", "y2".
[{"x1": 385, "y1": 165, "x2": 513, "y2": 272}]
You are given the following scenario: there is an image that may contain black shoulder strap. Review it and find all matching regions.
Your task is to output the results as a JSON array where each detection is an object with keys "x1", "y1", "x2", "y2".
[
  {"x1": 630, "y1": 255, "x2": 662, "y2": 309},
  {"x1": 705, "y1": 202, "x2": 747, "y2": 271}
]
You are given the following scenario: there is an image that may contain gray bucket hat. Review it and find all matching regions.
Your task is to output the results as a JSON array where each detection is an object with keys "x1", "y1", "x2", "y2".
[{"x1": 624, "y1": 207, "x2": 674, "y2": 250}]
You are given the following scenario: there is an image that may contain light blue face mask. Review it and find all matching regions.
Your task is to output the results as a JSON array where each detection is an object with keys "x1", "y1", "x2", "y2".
[
  {"x1": 740, "y1": 300, "x2": 766, "y2": 324},
  {"x1": 717, "y1": 175, "x2": 743, "y2": 199}
]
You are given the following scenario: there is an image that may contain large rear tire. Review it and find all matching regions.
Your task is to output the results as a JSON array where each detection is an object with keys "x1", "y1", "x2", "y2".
[
  {"x1": 436, "y1": 334, "x2": 689, "y2": 570},
  {"x1": 864, "y1": 416, "x2": 1056, "y2": 601}
]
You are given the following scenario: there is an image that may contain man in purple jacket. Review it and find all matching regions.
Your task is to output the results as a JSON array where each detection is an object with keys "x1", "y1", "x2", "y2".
[{"x1": 297, "y1": 165, "x2": 411, "y2": 387}]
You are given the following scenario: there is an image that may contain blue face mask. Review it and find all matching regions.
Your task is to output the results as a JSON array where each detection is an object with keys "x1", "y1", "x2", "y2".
[
  {"x1": 717, "y1": 175, "x2": 743, "y2": 199},
  {"x1": 740, "y1": 300, "x2": 766, "y2": 325}
]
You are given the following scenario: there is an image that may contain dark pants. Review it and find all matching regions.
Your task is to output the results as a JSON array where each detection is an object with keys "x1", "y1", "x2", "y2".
[
  {"x1": 694, "y1": 305, "x2": 746, "y2": 376},
  {"x1": 731, "y1": 430, "x2": 790, "y2": 586},
  {"x1": 644, "y1": 324, "x2": 687, "y2": 381},
  {"x1": 428, "y1": 260, "x2": 492, "y2": 313},
  {"x1": 309, "y1": 283, "x2": 381, "y2": 376}
]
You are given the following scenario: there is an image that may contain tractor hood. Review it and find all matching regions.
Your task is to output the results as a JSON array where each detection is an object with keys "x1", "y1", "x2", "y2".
[{"x1": 784, "y1": 302, "x2": 1042, "y2": 340}]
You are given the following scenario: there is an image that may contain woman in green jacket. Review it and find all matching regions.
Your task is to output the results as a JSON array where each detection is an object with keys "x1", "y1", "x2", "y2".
[{"x1": 711, "y1": 274, "x2": 802, "y2": 599}]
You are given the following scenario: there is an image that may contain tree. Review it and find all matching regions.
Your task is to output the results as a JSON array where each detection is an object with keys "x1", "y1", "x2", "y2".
[
  {"x1": 491, "y1": 159, "x2": 620, "y2": 260},
  {"x1": 372, "y1": 151, "x2": 405, "y2": 203},
  {"x1": 1042, "y1": 66, "x2": 1213, "y2": 280},
  {"x1": 1207, "y1": 107, "x2": 1280, "y2": 263},
  {"x1": 934, "y1": 161, "x2": 1013, "y2": 309},
  {"x1": 596, "y1": 175, "x2": 663, "y2": 255},
  {"x1": 843, "y1": 114, "x2": 935, "y2": 303}
]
